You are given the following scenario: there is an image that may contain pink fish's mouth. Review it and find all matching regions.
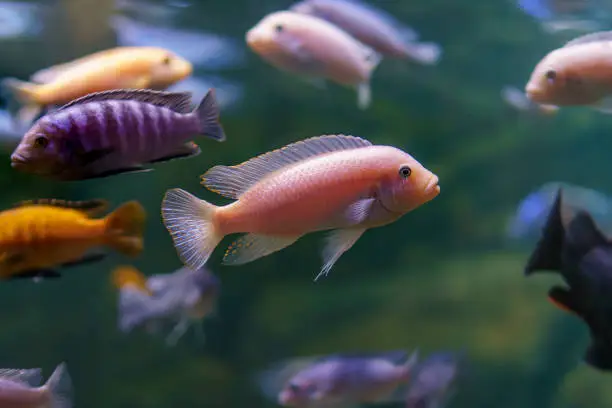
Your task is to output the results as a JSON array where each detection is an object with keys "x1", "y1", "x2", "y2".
[
  {"x1": 10, "y1": 153, "x2": 26, "y2": 168},
  {"x1": 426, "y1": 175, "x2": 440, "y2": 195}
]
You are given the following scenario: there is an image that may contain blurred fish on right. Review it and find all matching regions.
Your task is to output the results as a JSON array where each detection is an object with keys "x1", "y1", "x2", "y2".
[
  {"x1": 516, "y1": 0, "x2": 609, "y2": 33},
  {"x1": 290, "y1": 0, "x2": 442, "y2": 65},
  {"x1": 405, "y1": 352, "x2": 462, "y2": 408},
  {"x1": 0, "y1": 1, "x2": 46, "y2": 40},
  {"x1": 501, "y1": 85, "x2": 558, "y2": 115},
  {"x1": 112, "y1": 265, "x2": 220, "y2": 346},
  {"x1": 506, "y1": 182, "x2": 612, "y2": 241}
]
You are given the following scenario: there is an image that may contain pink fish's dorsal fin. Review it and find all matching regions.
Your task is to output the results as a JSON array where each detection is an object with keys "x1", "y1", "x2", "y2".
[
  {"x1": 0, "y1": 368, "x2": 43, "y2": 386},
  {"x1": 200, "y1": 134, "x2": 372, "y2": 199},
  {"x1": 56, "y1": 89, "x2": 194, "y2": 113},
  {"x1": 12, "y1": 199, "x2": 109, "y2": 216},
  {"x1": 564, "y1": 31, "x2": 612, "y2": 48}
]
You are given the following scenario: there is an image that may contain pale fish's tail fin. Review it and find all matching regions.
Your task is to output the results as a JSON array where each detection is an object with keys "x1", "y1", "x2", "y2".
[
  {"x1": 105, "y1": 201, "x2": 147, "y2": 257},
  {"x1": 1, "y1": 78, "x2": 43, "y2": 127},
  {"x1": 194, "y1": 89, "x2": 226, "y2": 142},
  {"x1": 404, "y1": 42, "x2": 442, "y2": 65},
  {"x1": 161, "y1": 188, "x2": 223, "y2": 269},
  {"x1": 43, "y1": 362, "x2": 72, "y2": 408}
]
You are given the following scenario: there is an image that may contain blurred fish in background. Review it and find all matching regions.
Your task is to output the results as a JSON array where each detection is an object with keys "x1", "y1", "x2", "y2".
[
  {"x1": 501, "y1": 85, "x2": 558, "y2": 116},
  {"x1": 112, "y1": 265, "x2": 220, "y2": 346},
  {"x1": 0, "y1": 1, "x2": 45, "y2": 39},
  {"x1": 168, "y1": 75, "x2": 243, "y2": 111},
  {"x1": 516, "y1": 0, "x2": 610, "y2": 33},
  {"x1": 113, "y1": 0, "x2": 190, "y2": 24},
  {"x1": 258, "y1": 350, "x2": 419, "y2": 407},
  {"x1": 405, "y1": 352, "x2": 463, "y2": 408},
  {"x1": 506, "y1": 182, "x2": 612, "y2": 242},
  {"x1": 290, "y1": 0, "x2": 442, "y2": 65}
]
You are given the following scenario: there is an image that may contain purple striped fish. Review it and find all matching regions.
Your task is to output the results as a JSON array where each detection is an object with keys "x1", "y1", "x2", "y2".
[{"x1": 10, "y1": 88, "x2": 225, "y2": 180}]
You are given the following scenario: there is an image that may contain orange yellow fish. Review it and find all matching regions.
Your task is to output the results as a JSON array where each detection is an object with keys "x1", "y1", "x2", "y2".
[
  {"x1": 246, "y1": 11, "x2": 381, "y2": 109},
  {"x1": 525, "y1": 31, "x2": 612, "y2": 113},
  {"x1": 0, "y1": 198, "x2": 146, "y2": 280},
  {"x1": 2, "y1": 46, "x2": 193, "y2": 125},
  {"x1": 162, "y1": 134, "x2": 439, "y2": 280}
]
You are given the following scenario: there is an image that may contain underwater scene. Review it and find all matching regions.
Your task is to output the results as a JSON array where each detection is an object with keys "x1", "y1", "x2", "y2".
[{"x1": 4, "y1": 0, "x2": 612, "y2": 407}]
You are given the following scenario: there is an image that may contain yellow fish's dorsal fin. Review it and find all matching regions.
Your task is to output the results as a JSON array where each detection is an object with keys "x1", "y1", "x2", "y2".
[
  {"x1": 57, "y1": 89, "x2": 193, "y2": 113},
  {"x1": 13, "y1": 199, "x2": 109, "y2": 216},
  {"x1": 200, "y1": 134, "x2": 372, "y2": 199},
  {"x1": 111, "y1": 266, "x2": 151, "y2": 294}
]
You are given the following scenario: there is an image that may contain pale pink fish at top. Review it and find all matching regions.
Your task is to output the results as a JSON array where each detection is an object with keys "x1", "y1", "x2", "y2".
[
  {"x1": 0, "y1": 362, "x2": 71, "y2": 408},
  {"x1": 290, "y1": 0, "x2": 442, "y2": 64},
  {"x1": 161, "y1": 134, "x2": 440, "y2": 280},
  {"x1": 245, "y1": 11, "x2": 381, "y2": 109}
]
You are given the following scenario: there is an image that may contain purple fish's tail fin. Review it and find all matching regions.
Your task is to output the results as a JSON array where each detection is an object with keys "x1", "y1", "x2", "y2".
[
  {"x1": 43, "y1": 362, "x2": 72, "y2": 408},
  {"x1": 195, "y1": 89, "x2": 226, "y2": 142}
]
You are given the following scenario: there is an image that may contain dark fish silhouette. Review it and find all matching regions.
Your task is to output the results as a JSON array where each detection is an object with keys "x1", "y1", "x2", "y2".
[{"x1": 525, "y1": 188, "x2": 612, "y2": 370}]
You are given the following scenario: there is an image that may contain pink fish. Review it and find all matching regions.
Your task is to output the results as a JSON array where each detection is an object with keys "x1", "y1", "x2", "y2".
[
  {"x1": 161, "y1": 134, "x2": 439, "y2": 280},
  {"x1": 245, "y1": 11, "x2": 381, "y2": 109},
  {"x1": 0, "y1": 362, "x2": 71, "y2": 408}
]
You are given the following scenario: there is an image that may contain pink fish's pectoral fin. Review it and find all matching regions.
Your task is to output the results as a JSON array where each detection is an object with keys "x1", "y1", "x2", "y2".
[
  {"x1": 315, "y1": 227, "x2": 366, "y2": 281},
  {"x1": 0, "y1": 368, "x2": 43, "y2": 386},
  {"x1": 222, "y1": 234, "x2": 302, "y2": 266}
]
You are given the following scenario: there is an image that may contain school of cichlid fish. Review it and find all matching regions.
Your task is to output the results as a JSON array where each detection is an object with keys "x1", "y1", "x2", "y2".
[{"x1": 5, "y1": 0, "x2": 612, "y2": 406}]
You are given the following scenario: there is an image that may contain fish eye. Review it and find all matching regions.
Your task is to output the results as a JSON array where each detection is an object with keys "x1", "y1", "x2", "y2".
[
  {"x1": 275, "y1": 24, "x2": 284, "y2": 33},
  {"x1": 34, "y1": 136, "x2": 48, "y2": 148},
  {"x1": 288, "y1": 384, "x2": 300, "y2": 392},
  {"x1": 162, "y1": 55, "x2": 172, "y2": 65},
  {"x1": 545, "y1": 70, "x2": 556, "y2": 82},
  {"x1": 399, "y1": 166, "x2": 412, "y2": 179}
]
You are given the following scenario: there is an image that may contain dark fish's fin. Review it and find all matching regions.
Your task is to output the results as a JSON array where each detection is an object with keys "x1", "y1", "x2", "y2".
[
  {"x1": 565, "y1": 31, "x2": 612, "y2": 48},
  {"x1": 82, "y1": 166, "x2": 152, "y2": 180},
  {"x1": 12, "y1": 199, "x2": 109, "y2": 216},
  {"x1": 57, "y1": 89, "x2": 193, "y2": 113},
  {"x1": 75, "y1": 147, "x2": 115, "y2": 166},
  {"x1": 317, "y1": 350, "x2": 408, "y2": 364},
  {"x1": 524, "y1": 189, "x2": 565, "y2": 275},
  {"x1": 9, "y1": 269, "x2": 61, "y2": 280},
  {"x1": 194, "y1": 89, "x2": 226, "y2": 142},
  {"x1": 60, "y1": 252, "x2": 107, "y2": 268},
  {"x1": 201, "y1": 135, "x2": 372, "y2": 199},
  {"x1": 548, "y1": 286, "x2": 583, "y2": 316},
  {"x1": 565, "y1": 211, "x2": 609, "y2": 259},
  {"x1": 585, "y1": 340, "x2": 612, "y2": 371},
  {"x1": 148, "y1": 142, "x2": 201, "y2": 164}
]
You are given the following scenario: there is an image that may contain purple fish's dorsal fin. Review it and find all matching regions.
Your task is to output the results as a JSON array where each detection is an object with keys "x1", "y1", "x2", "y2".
[
  {"x1": 0, "y1": 368, "x2": 43, "y2": 387},
  {"x1": 200, "y1": 134, "x2": 372, "y2": 199},
  {"x1": 12, "y1": 198, "x2": 109, "y2": 216},
  {"x1": 564, "y1": 31, "x2": 612, "y2": 48},
  {"x1": 56, "y1": 89, "x2": 194, "y2": 113}
]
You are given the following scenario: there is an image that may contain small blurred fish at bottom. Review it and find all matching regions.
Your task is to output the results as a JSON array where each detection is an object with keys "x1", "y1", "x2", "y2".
[
  {"x1": 0, "y1": 362, "x2": 71, "y2": 408},
  {"x1": 112, "y1": 265, "x2": 220, "y2": 346},
  {"x1": 405, "y1": 352, "x2": 463, "y2": 408},
  {"x1": 506, "y1": 182, "x2": 612, "y2": 241},
  {"x1": 258, "y1": 350, "x2": 419, "y2": 407}
]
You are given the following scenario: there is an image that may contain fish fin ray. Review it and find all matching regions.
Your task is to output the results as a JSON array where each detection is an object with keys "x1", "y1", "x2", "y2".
[
  {"x1": 12, "y1": 199, "x2": 109, "y2": 216},
  {"x1": 0, "y1": 369, "x2": 43, "y2": 386},
  {"x1": 194, "y1": 89, "x2": 226, "y2": 141},
  {"x1": 161, "y1": 189, "x2": 222, "y2": 269},
  {"x1": 44, "y1": 362, "x2": 72, "y2": 408},
  {"x1": 222, "y1": 234, "x2": 301, "y2": 265},
  {"x1": 316, "y1": 227, "x2": 366, "y2": 281},
  {"x1": 148, "y1": 142, "x2": 201, "y2": 164},
  {"x1": 201, "y1": 135, "x2": 372, "y2": 199},
  {"x1": 57, "y1": 89, "x2": 193, "y2": 113}
]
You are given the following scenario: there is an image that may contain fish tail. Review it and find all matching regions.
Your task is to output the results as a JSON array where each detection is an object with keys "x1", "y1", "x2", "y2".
[
  {"x1": 400, "y1": 349, "x2": 420, "y2": 382},
  {"x1": 585, "y1": 340, "x2": 612, "y2": 371},
  {"x1": 1, "y1": 78, "x2": 42, "y2": 126},
  {"x1": 111, "y1": 265, "x2": 149, "y2": 292},
  {"x1": 161, "y1": 188, "x2": 223, "y2": 270},
  {"x1": 43, "y1": 362, "x2": 72, "y2": 408},
  {"x1": 194, "y1": 89, "x2": 226, "y2": 142},
  {"x1": 105, "y1": 201, "x2": 146, "y2": 257},
  {"x1": 565, "y1": 210, "x2": 608, "y2": 258},
  {"x1": 407, "y1": 42, "x2": 442, "y2": 65},
  {"x1": 524, "y1": 189, "x2": 565, "y2": 275}
]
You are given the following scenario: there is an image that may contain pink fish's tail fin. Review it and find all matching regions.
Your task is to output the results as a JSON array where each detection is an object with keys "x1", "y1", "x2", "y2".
[
  {"x1": 195, "y1": 89, "x2": 226, "y2": 142},
  {"x1": 404, "y1": 42, "x2": 442, "y2": 65},
  {"x1": 43, "y1": 362, "x2": 72, "y2": 408},
  {"x1": 1, "y1": 78, "x2": 42, "y2": 127},
  {"x1": 161, "y1": 188, "x2": 223, "y2": 270}
]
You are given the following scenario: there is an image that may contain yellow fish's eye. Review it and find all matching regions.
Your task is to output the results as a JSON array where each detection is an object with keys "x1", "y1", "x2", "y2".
[
  {"x1": 34, "y1": 136, "x2": 48, "y2": 148},
  {"x1": 399, "y1": 166, "x2": 412, "y2": 179}
]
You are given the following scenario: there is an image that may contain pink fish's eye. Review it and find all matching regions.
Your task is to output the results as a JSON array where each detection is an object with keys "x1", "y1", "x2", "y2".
[
  {"x1": 399, "y1": 166, "x2": 412, "y2": 179},
  {"x1": 545, "y1": 70, "x2": 557, "y2": 83},
  {"x1": 275, "y1": 24, "x2": 284, "y2": 33}
]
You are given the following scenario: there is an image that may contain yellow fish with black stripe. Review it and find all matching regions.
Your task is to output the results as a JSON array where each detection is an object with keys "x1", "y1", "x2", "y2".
[{"x1": 0, "y1": 198, "x2": 146, "y2": 280}]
